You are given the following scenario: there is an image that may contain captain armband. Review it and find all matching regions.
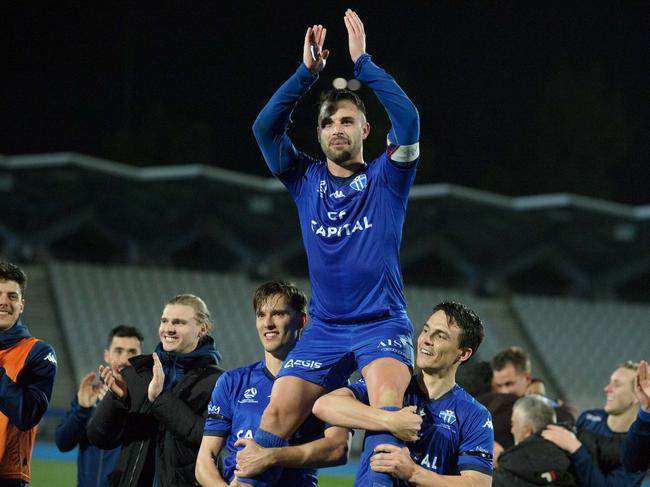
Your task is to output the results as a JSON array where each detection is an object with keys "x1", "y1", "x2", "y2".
[{"x1": 387, "y1": 141, "x2": 420, "y2": 166}]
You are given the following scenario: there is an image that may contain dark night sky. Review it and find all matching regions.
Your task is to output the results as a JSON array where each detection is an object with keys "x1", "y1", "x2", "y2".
[{"x1": 5, "y1": 2, "x2": 650, "y2": 204}]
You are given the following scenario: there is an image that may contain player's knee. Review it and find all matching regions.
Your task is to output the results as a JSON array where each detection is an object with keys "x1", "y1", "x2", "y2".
[
  {"x1": 312, "y1": 395, "x2": 328, "y2": 420},
  {"x1": 369, "y1": 382, "x2": 406, "y2": 408}
]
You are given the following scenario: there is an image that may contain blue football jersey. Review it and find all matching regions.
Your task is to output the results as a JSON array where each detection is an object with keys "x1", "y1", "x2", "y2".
[
  {"x1": 280, "y1": 152, "x2": 416, "y2": 323},
  {"x1": 349, "y1": 377, "x2": 493, "y2": 481},
  {"x1": 204, "y1": 361, "x2": 326, "y2": 486},
  {"x1": 253, "y1": 54, "x2": 420, "y2": 324}
]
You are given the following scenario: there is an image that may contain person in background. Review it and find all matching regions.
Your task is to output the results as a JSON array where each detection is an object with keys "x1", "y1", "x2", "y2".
[
  {"x1": 542, "y1": 361, "x2": 647, "y2": 486},
  {"x1": 86, "y1": 294, "x2": 222, "y2": 486},
  {"x1": 55, "y1": 325, "x2": 143, "y2": 487}
]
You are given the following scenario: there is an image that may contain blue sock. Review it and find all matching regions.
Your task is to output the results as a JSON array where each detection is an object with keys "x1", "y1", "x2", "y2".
[
  {"x1": 354, "y1": 407, "x2": 403, "y2": 487},
  {"x1": 237, "y1": 428, "x2": 288, "y2": 486}
]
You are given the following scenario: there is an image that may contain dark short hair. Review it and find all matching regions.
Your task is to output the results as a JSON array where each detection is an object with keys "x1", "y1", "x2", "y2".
[
  {"x1": 456, "y1": 360, "x2": 493, "y2": 397},
  {"x1": 107, "y1": 325, "x2": 144, "y2": 348},
  {"x1": 432, "y1": 301, "x2": 485, "y2": 358},
  {"x1": 0, "y1": 262, "x2": 27, "y2": 295},
  {"x1": 318, "y1": 89, "x2": 367, "y2": 125},
  {"x1": 492, "y1": 346, "x2": 531, "y2": 374},
  {"x1": 253, "y1": 280, "x2": 307, "y2": 315}
]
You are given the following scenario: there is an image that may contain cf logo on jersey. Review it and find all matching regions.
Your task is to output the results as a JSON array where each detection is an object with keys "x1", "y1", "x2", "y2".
[
  {"x1": 327, "y1": 210, "x2": 347, "y2": 221},
  {"x1": 350, "y1": 174, "x2": 367, "y2": 192}
]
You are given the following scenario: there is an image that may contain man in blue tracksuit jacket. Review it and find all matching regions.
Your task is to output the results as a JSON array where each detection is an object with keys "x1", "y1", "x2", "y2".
[{"x1": 55, "y1": 325, "x2": 143, "y2": 487}]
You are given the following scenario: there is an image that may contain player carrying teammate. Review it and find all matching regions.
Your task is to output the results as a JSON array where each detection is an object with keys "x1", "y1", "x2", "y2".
[{"x1": 249, "y1": 9, "x2": 419, "y2": 486}]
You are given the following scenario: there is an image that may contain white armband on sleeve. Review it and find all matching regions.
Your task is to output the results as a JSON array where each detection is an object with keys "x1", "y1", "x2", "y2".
[{"x1": 387, "y1": 140, "x2": 420, "y2": 166}]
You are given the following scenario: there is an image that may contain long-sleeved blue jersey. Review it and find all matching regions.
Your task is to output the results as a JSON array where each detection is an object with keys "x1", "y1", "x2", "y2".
[
  {"x1": 622, "y1": 409, "x2": 650, "y2": 472},
  {"x1": 253, "y1": 54, "x2": 419, "y2": 323}
]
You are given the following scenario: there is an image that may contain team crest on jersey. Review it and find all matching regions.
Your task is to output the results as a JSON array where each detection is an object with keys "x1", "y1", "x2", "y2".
[
  {"x1": 350, "y1": 174, "x2": 367, "y2": 192},
  {"x1": 238, "y1": 387, "x2": 259, "y2": 404},
  {"x1": 439, "y1": 409, "x2": 457, "y2": 425}
]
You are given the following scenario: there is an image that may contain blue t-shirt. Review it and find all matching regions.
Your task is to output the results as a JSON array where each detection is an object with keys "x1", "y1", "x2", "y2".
[
  {"x1": 203, "y1": 361, "x2": 327, "y2": 486},
  {"x1": 349, "y1": 377, "x2": 493, "y2": 481}
]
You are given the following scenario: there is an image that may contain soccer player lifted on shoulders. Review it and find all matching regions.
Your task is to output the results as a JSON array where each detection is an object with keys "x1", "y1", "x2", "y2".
[{"x1": 249, "y1": 9, "x2": 419, "y2": 486}]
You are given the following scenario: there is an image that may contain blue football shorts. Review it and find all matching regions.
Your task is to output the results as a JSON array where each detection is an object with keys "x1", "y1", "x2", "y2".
[{"x1": 276, "y1": 313, "x2": 414, "y2": 390}]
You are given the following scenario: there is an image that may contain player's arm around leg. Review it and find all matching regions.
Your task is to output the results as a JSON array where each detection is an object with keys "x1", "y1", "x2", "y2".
[
  {"x1": 370, "y1": 444, "x2": 493, "y2": 487},
  {"x1": 313, "y1": 387, "x2": 421, "y2": 441}
]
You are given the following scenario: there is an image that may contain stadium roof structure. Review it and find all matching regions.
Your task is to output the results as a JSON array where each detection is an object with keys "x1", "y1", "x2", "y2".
[{"x1": 2, "y1": 152, "x2": 649, "y2": 301}]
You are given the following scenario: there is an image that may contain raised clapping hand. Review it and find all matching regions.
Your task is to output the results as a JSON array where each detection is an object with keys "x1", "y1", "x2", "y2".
[
  {"x1": 635, "y1": 360, "x2": 650, "y2": 412},
  {"x1": 344, "y1": 9, "x2": 366, "y2": 63},
  {"x1": 303, "y1": 24, "x2": 329, "y2": 74},
  {"x1": 387, "y1": 405, "x2": 422, "y2": 442},
  {"x1": 99, "y1": 363, "x2": 128, "y2": 399},
  {"x1": 148, "y1": 352, "x2": 165, "y2": 402},
  {"x1": 77, "y1": 371, "x2": 108, "y2": 408},
  {"x1": 370, "y1": 444, "x2": 417, "y2": 480}
]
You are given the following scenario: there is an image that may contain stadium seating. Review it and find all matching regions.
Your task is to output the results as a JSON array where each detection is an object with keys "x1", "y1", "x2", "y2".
[{"x1": 47, "y1": 261, "x2": 649, "y2": 413}]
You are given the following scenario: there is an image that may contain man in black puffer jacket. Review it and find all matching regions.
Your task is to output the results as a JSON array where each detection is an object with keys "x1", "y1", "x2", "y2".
[
  {"x1": 87, "y1": 294, "x2": 223, "y2": 486},
  {"x1": 493, "y1": 395, "x2": 576, "y2": 486}
]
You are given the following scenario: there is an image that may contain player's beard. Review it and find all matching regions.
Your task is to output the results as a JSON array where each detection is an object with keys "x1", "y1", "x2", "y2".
[
  {"x1": 325, "y1": 148, "x2": 353, "y2": 164},
  {"x1": 320, "y1": 137, "x2": 356, "y2": 165}
]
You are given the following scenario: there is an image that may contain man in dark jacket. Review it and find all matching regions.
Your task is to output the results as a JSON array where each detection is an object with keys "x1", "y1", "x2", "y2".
[
  {"x1": 55, "y1": 325, "x2": 143, "y2": 487},
  {"x1": 86, "y1": 294, "x2": 222, "y2": 486},
  {"x1": 493, "y1": 394, "x2": 576, "y2": 486}
]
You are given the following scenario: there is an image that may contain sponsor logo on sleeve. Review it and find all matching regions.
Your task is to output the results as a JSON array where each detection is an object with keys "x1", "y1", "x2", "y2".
[{"x1": 318, "y1": 180, "x2": 327, "y2": 198}]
